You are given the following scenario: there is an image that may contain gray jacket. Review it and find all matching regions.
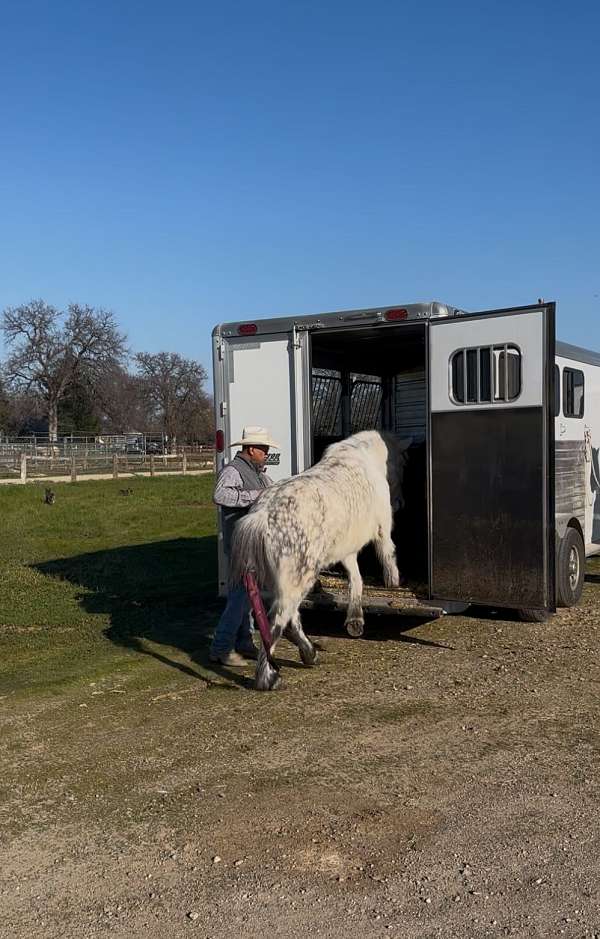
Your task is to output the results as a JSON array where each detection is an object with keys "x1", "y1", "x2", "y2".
[{"x1": 214, "y1": 453, "x2": 273, "y2": 554}]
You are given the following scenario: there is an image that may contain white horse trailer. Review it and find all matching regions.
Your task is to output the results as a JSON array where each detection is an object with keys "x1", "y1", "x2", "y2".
[{"x1": 212, "y1": 301, "x2": 600, "y2": 624}]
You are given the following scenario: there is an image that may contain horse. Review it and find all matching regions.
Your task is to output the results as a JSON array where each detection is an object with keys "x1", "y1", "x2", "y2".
[{"x1": 229, "y1": 430, "x2": 411, "y2": 690}]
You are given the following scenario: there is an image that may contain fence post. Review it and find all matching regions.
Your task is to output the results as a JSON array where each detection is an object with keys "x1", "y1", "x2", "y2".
[
  {"x1": 182, "y1": 451, "x2": 187, "y2": 475},
  {"x1": 113, "y1": 454, "x2": 119, "y2": 479},
  {"x1": 150, "y1": 455, "x2": 155, "y2": 477},
  {"x1": 71, "y1": 454, "x2": 77, "y2": 482},
  {"x1": 20, "y1": 452, "x2": 27, "y2": 483}
]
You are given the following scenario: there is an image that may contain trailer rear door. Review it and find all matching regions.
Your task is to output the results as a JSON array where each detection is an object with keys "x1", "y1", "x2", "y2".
[
  {"x1": 428, "y1": 303, "x2": 555, "y2": 612},
  {"x1": 220, "y1": 328, "x2": 311, "y2": 481},
  {"x1": 214, "y1": 328, "x2": 311, "y2": 594}
]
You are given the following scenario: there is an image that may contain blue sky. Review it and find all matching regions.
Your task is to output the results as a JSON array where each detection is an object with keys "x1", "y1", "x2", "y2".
[{"x1": 1, "y1": 0, "x2": 598, "y2": 381}]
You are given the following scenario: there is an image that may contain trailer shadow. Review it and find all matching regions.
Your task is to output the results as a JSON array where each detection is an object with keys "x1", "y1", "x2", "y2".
[
  {"x1": 300, "y1": 608, "x2": 453, "y2": 650},
  {"x1": 464, "y1": 605, "x2": 523, "y2": 623},
  {"x1": 33, "y1": 536, "x2": 262, "y2": 690}
]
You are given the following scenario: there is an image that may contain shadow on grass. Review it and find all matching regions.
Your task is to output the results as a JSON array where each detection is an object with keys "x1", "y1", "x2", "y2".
[
  {"x1": 34, "y1": 536, "x2": 256, "y2": 689},
  {"x1": 34, "y1": 539, "x2": 453, "y2": 689}
]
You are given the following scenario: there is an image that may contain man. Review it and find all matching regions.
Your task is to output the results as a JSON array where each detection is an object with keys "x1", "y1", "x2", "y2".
[{"x1": 209, "y1": 425, "x2": 280, "y2": 666}]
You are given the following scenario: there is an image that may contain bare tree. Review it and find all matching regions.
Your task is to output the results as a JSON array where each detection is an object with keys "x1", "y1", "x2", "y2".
[
  {"x1": 0, "y1": 364, "x2": 45, "y2": 436},
  {"x1": 58, "y1": 371, "x2": 103, "y2": 435},
  {"x1": 185, "y1": 392, "x2": 215, "y2": 444},
  {"x1": 94, "y1": 364, "x2": 148, "y2": 434},
  {"x1": 2, "y1": 299, "x2": 127, "y2": 440},
  {"x1": 0, "y1": 373, "x2": 10, "y2": 433},
  {"x1": 135, "y1": 351, "x2": 209, "y2": 449}
]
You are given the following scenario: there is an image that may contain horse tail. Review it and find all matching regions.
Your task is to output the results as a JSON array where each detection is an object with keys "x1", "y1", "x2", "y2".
[{"x1": 228, "y1": 511, "x2": 275, "y2": 590}]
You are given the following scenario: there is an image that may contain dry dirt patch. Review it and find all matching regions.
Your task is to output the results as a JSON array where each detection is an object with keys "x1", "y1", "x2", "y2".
[{"x1": 1, "y1": 587, "x2": 600, "y2": 938}]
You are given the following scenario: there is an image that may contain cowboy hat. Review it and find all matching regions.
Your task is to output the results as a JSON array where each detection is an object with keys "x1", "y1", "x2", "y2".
[{"x1": 230, "y1": 425, "x2": 281, "y2": 449}]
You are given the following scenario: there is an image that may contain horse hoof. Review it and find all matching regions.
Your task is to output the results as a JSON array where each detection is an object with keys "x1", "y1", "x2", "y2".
[
  {"x1": 384, "y1": 571, "x2": 402, "y2": 588},
  {"x1": 255, "y1": 675, "x2": 281, "y2": 692},
  {"x1": 345, "y1": 619, "x2": 365, "y2": 638},
  {"x1": 255, "y1": 665, "x2": 281, "y2": 691},
  {"x1": 301, "y1": 649, "x2": 318, "y2": 667}
]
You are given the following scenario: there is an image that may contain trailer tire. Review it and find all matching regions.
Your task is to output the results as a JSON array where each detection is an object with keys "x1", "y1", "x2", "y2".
[
  {"x1": 556, "y1": 527, "x2": 585, "y2": 608},
  {"x1": 518, "y1": 608, "x2": 551, "y2": 623}
]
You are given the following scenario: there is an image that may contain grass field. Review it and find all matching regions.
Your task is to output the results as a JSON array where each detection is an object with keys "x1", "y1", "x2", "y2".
[{"x1": 0, "y1": 475, "x2": 220, "y2": 696}]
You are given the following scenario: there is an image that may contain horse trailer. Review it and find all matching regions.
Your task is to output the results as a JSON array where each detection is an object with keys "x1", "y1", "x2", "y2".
[{"x1": 212, "y1": 301, "x2": 600, "y2": 625}]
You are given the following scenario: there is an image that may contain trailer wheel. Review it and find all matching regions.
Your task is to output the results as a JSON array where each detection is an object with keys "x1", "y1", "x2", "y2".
[{"x1": 557, "y1": 527, "x2": 585, "y2": 608}]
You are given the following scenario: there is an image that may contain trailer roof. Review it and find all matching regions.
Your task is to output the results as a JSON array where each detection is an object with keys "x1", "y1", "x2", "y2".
[
  {"x1": 213, "y1": 301, "x2": 461, "y2": 337},
  {"x1": 213, "y1": 304, "x2": 600, "y2": 366},
  {"x1": 556, "y1": 340, "x2": 600, "y2": 368}
]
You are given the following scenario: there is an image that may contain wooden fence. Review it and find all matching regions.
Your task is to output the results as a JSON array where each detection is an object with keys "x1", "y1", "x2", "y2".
[{"x1": 0, "y1": 450, "x2": 215, "y2": 484}]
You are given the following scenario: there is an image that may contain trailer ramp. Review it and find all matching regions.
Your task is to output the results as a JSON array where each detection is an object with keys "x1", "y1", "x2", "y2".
[{"x1": 303, "y1": 572, "x2": 446, "y2": 630}]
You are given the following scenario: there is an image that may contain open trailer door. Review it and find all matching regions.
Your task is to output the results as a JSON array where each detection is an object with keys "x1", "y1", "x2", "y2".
[
  {"x1": 428, "y1": 303, "x2": 555, "y2": 613},
  {"x1": 215, "y1": 327, "x2": 311, "y2": 482},
  {"x1": 213, "y1": 325, "x2": 311, "y2": 593}
]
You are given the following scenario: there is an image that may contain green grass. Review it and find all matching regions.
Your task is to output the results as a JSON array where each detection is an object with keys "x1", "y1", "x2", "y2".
[{"x1": 0, "y1": 475, "x2": 220, "y2": 696}]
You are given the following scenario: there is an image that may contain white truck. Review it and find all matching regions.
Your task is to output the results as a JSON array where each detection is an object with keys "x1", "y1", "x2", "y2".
[{"x1": 212, "y1": 301, "x2": 600, "y2": 625}]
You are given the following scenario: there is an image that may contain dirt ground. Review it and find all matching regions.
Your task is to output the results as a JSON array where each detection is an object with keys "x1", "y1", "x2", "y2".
[{"x1": 2, "y1": 571, "x2": 600, "y2": 939}]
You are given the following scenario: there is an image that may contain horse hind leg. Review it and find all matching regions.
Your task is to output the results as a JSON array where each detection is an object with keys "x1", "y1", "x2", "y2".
[
  {"x1": 255, "y1": 566, "x2": 318, "y2": 690},
  {"x1": 285, "y1": 610, "x2": 318, "y2": 667},
  {"x1": 254, "y1": 596, "x2": 298, "y2": 692},
  {"x1": 255, "y1": 613, "x2": 283, "y2": 691}
]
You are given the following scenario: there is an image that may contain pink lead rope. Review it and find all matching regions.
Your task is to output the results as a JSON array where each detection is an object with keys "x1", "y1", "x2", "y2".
[{"x1": 243, "y1": 571, "x2": 273, "y2": 652}]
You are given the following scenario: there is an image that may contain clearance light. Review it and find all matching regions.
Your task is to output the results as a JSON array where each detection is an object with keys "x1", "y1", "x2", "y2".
[
  {"x1": 238, "y1": 323, "x2": 258, "y2": 335},
  {"x1": 215, "y1": 430, "x2": 225, "y2": 452},
  {"x1": 384, "y1": 308, "x2": 409, "y2": 321}
]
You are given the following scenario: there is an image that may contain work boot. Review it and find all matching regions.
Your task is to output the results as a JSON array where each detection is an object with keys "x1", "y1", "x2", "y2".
[
  {"x1": 236, "y1": 645, "x2": 258, "y2": 660},
  {"x1": 209, "y1": 650, "x2": 248, "y2": 667}
]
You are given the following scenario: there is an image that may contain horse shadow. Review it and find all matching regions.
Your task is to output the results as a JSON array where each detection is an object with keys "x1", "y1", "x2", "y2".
[
  {"x1": 33, "y1": 536, "x2": 258, "y2": 690},
  {"x1": 34, "y1": 536, "x2": 310, "y2": 690}
]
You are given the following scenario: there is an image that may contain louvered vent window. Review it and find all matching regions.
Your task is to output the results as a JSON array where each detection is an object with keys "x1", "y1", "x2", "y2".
[{"x1": 451, "y1": 345, "x2": 522, "y2": 405}]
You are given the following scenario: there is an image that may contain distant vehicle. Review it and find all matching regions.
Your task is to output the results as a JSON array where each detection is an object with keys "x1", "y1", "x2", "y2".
[{"x1": 145, "y1": 441, "x2": 163, "y2": 454}]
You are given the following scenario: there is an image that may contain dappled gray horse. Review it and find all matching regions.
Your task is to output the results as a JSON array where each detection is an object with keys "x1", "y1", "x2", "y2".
[{"x1": 230, "y1": 430, "x2": 411, "y2": 690}]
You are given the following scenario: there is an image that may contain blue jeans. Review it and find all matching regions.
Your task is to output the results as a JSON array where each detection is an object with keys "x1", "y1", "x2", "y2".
[{"x1": 210, "y1": 585, "x2": 255, "y2": 656}]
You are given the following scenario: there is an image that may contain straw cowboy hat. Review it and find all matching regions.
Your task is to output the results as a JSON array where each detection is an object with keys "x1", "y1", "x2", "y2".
[{"x1": 230, "y1": 425, "x2": 281, "y2": 449}]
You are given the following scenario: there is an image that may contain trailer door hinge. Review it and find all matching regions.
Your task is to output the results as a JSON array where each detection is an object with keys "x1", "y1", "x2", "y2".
[{"x1": 220, "y1": 402, "x2": 227, "y2": 417}]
